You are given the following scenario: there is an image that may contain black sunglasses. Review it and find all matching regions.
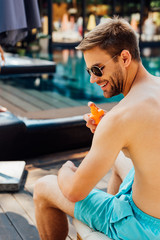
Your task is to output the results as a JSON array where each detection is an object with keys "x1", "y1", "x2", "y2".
[
  {"x1": 86, "y1": 65, "x2": 104, "y2": 77},
  {"x1": 86, "y1": 54, "x2": 119, "y2": 77}
]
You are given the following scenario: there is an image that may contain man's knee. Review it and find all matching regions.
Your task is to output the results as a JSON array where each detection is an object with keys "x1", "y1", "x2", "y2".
[
  {"x1": 114, "y1": 151, "x2": 133, "y2": 181},
  {"x1": 34, "y1": 174, "x2": 75, "y2": 218},
  {"x1": 111, "y1": 164, "x2": 120, "y2": 179},
  {"x1": 33, "y1": 175, "x2": 57, "y2": 207}
]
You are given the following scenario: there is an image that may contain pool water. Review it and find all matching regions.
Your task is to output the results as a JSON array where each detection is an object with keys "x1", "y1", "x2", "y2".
[
  {"x1": 142, "y1": 57, "x2": 160, "y2": 77},
  {"x1": 50, "y1": 50, "x2": 160, "y2": 103},
  {"x1": 52, "y1": 50, "x2": 124, "y2": 103},
  {"x1": 3, "y1": 50, "x2": 160, "y2": 105}
]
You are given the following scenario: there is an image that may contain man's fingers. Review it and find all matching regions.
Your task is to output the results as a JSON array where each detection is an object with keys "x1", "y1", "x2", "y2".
[
  {"x1": 88, "y1": 101, "x2": 97, "y2": 108},
  {"x1": 62, "y1": 160, "x2": 77, "y2": 172},
  {"x1": 91, "y1": 127, "x2": 96, "y2": 134},
  {"x1": 84, "y1": 113, "x2": 95, "y2": 124},
  {"x1": 83, "y1": 113, "x2": 89, "y2": 122},
  {"x1": 83, "y1": 113, "x2": 97, "y2": 133},
  {"x1": 63, "y1": 160, "x2": 74, "y2": 167},
  {"x1": 84, "y1": 113, "x2": 95, "y2": 126}
]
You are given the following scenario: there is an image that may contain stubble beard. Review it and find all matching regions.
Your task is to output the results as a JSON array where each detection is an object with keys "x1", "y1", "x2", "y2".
[{"x1": 103, "y1": 65, "x2": 124, "y2": 98}]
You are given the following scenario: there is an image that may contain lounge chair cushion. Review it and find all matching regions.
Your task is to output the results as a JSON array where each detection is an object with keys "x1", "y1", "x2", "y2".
[{"x1": 73, "y1": 219, "x2": 112, "y2": 240}]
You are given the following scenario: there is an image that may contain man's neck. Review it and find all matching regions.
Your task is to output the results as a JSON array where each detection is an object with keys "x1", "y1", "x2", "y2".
[{"x1": 122, "y1": 61, "x2": 141, "y2": 96}]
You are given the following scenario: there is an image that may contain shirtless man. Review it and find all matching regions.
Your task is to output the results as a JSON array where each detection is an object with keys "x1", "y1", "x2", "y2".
[{"x1": 34, "y1": 18, "x2": 160, "y2": 240}]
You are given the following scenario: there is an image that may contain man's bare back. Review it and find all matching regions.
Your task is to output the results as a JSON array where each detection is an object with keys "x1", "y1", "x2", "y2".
[{"x1": 108, "y1": 63, "x2": 160, "y2": 218}]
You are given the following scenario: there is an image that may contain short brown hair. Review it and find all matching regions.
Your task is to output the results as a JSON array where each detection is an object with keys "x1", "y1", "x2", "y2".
[{"x1": 76, "y1": 17, "x2": 140, "y2": 61}]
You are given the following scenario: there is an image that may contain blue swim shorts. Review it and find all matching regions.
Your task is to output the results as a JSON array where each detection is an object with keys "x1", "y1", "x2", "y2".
[{"x1": 74, "y1": 168, "x2": 160, "y2": 240}]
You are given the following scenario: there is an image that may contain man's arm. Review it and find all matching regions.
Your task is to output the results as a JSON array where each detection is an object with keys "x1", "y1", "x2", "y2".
[{"x1": 58, "y1": 110, "x2": 128, "y2": 202}]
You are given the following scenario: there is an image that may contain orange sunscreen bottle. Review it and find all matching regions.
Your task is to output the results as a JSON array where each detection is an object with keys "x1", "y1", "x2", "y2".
[{"x1": 89, "y1": 103, "x2": 104, "y2": 125}]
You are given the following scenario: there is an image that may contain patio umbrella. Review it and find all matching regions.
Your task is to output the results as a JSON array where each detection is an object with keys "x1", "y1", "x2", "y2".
[{"x1": 0, "y1": 0, "x2": 41, "y2": 46}]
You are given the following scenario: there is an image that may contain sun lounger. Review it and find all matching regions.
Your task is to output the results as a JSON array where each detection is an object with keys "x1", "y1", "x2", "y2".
[
  {"x1": 73, "y1": 219, "x2": 112, "y2": 240},
  {"x1": 0, "y1": 53, "x2": 56, "y2": 76},
  {"x1": 0, "y1": 111, "x2": 92, "y2": 160}
]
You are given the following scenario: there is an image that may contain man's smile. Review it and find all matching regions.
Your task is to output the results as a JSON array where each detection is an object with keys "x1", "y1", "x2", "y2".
[{"x1": 97, "y1": 81, "x2": 109, "y2": 90}]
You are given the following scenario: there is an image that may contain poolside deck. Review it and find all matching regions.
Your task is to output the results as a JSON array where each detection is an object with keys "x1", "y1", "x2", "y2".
[
  {"x1": 0, "y1": 79, "x2": 117, "y2": 119},
  {"x1": 0, "y1": 148, "x2": 112, "y2": 240},
  {"x1": 0, "y1": 75, "x2": 114, "y2": 239}
]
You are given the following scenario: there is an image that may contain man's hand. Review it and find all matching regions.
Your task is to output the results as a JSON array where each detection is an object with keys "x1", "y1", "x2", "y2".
[
  {"x1": 58, "y1": 161, "x2": 78, "y2": 201},
  {"x1": 83, "y1": 102, "x2": 106, "y2": 133},
  {"x1": 60, "y1": 160, "x2": 77, "y2": 173}
]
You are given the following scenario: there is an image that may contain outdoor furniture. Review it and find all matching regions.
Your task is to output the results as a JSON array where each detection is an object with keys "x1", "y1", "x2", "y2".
[
  {"x1": 0, "y1": 112, "x2": 27, "y2": 191},
  {"x1": 0, "y1": 111, "x2": 92, "y2": 160},
  {"x1": 0, "y1": 53, "x2": 56, "y2": 76},
  {"x1": 0, "y1": 161, "x2": 26, "y2": 192},
  {"x1": 73, "y1": 219, "x2": 112, "y2": 240},
  {"x1": 0, "y1": 110, "x2": 92, "y2": 193}
]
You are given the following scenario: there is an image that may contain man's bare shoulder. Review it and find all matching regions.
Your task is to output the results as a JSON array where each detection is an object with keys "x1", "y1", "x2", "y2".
[
  {"x1": 96, "y1": 101, "x2": 132, "y2": 141},
  {"x1": 101, "y1": 100, "x2": 134, "y2": 125},
  {"x1": 100, "y1": 96, "x2": 152, "y2": 132}
]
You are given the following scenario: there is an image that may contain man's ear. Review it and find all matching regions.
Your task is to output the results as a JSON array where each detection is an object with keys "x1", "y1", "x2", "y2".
[{"x1": 120, "y1": 50, "x2": 131, "y2": 68}]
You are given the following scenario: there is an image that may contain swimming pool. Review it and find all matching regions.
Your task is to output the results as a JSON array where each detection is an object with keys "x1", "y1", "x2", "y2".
[
  {"x1": 50, "y1": 50, "x2": 160, "y2": 103},
  {"x1": 51, "y1": 50, "x2": 123, "y2": 103},
  {"x1": 2, "y1": 50, "x2": 160, "y2": 106}
]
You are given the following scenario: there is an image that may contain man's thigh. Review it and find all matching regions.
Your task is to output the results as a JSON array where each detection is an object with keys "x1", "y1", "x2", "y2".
[
  {"x1": 115, "y1": 151, "x2": 133, "y2": 181},
  {"x1": 74, "y1": 188, "x2": 115, "y2": 236}
]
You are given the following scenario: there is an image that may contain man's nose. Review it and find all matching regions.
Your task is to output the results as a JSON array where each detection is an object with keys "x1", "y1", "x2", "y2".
[{"x1": 90, "y1": 73, "x2": 99, "y2": 83}]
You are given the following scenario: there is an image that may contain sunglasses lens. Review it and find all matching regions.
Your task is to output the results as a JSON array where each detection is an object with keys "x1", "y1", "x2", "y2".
[{"x1": 91, "y1": 66, "x2": 102, "y2": 77}]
